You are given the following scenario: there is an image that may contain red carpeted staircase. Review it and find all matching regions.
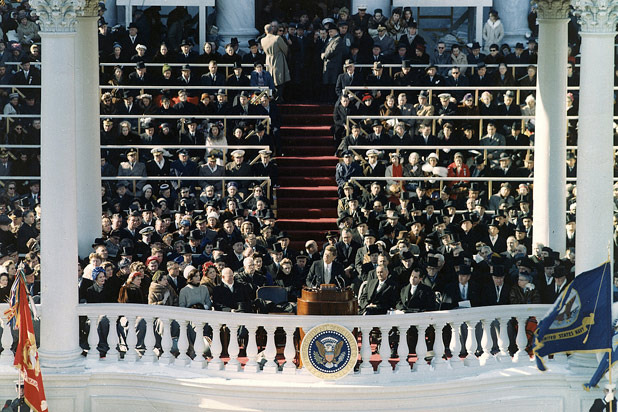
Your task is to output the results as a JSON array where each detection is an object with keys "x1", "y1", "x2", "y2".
[{"x1": 275, "y1": 104, "x2": 338, "y2": 251}]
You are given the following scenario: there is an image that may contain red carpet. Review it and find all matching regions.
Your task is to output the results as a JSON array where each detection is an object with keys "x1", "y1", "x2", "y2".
[{"x1": 276, "y1": 104, "x2": 338, "y2": 251}]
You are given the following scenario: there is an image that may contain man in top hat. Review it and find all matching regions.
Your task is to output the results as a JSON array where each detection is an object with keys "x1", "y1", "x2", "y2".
[
  {"x1": 420, "y1": 64, "x2": 444, "y2": 87},
  {"x1": 467, "y1": 42, "x2": 485, "y2": 66},
  {"x1": 120, "y1": 22, "x2": 147, "y2": 58},
  {"x1": 179, "y1": 117, "x2": 204, "y2": 154},
  {"x1": 242, "y1": 39, "x2": 266, "y2": 69},
  {"x1": 393, "y1": 60, "x2": 416, "y2": 90},
  {"x1": 335, "y1": 59, "x2": 362, "y2": 98},
  {"x1": 443, "y1": 264, "x2": 480, "y2": 309},
  {"x1": 226, "y1": 61, "x2": 250, "y2": 100},
  {"x1": 13, "y1": 55, "x2": 40, "y2": 86},
  {"x1": 482, "y1": 265, "x2": 510, "y2": 306},
  {"x1": 178, "y1": 39, "x2": 197, "y2": 64},
  {"x1": 176, "y1": 64, "x2": 200, "y2": 95},
  {"x1": 496, "y1": 90, "x2": 522, "y2": 132}
]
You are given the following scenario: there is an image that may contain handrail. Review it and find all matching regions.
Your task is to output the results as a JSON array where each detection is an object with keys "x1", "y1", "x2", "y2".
[
  {"x1": 74, "y1": 303, "x2": 551, "y2": 374},
  {"x1": 99, "y1": 85, "x2": 271, "y2": 90}
]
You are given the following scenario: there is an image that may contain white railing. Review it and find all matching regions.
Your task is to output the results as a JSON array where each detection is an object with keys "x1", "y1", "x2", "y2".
[{"x1": 74, "y1": 303, "x2": 552, "y2": 378}]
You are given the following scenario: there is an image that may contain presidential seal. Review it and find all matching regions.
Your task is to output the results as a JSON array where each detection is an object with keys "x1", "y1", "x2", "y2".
[{"x1": 300, "y1": 323, "x2": 358, "y2": 380}]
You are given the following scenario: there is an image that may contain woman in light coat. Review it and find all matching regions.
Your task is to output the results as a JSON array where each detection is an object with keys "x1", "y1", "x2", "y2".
[{"x1": 482, "y1": 10, "x2": 504, "y2": 53}]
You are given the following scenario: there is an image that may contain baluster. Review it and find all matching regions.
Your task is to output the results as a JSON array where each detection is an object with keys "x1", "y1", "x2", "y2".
[
  {"x1": 414, "y1": 324, "x2": 429, "y2": 372},
  {"x1": 159, "y1": 318, "x2": 173, "y2": 364},
  {"x1": 225, "y1": 323, "x2": 241, "y2": 371},
  {"x1": 262, "y1": 326, "x2": 279, "y2": 373},
  {"x1": 360, "y1": 326, "x2": 373, "y2": 374},
  {"x1": 0, "y1": 318, "x2": 13, "y2": 365},
  {"x1": 283, "y1": 326, "x2": 297, "y2": 372},
  {"x1": 514, "y1": 316, "x2": 530, "y2": 363},
  {"x1": 174, "y1": 320, "x2": 190, "y2": 366},
  {"x1": 497, "y1": 317, "x2": 510, "y2": 361},
  {"x1": 141, "y1": 317, "x2": 156, "y2": 363},
  {"x1": 192, "y1": 321, "x2": 206, "y2": 369},
  {"x1": 87, "y1": 315, "x2": 99, "y2": 361},
  {"x1": 448, "y1": 321, "x2": 463, "y2": 367},
  {"x1": 478, "y1": 319, "x2": 493, "y2": 365},
  {"x1": 378, "y1": 326, "x2": 391, "y2": 374},
  {"x1": 106, "y1": 317, "x2": 120, "y2": 363},
  {"x1": 124, "y1": 316, "x2": 138, "y2": 362},
  {"x1": 463, "y1": 321, "x2": 477, "y2": 366},
  {"x1": 431, "y1": 322, "x2": 446, "y2": 368},
  {"x1": 398, "y1": 324, "x2": 412, "y2": 371},
  {"x1": 207, "y1": 323, "x2": 224, "y2": 370},
  {"x1": 244, "y1": 325, "x2": 259, "y2": 373}
]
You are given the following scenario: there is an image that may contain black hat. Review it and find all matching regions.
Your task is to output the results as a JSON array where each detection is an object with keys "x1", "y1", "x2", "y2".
[
  {"x1": 271, "y1": 242, "x2": 284, "y2": 253},
  {"x1": 402, "y1": 60, "x2": 410, "y2": 68},
  {"x1": 232, "y1": 61, "x2": 242, "y2": 69},
  {"x1": 128, "y1": 22, "x2": 138, "y2": 29},
  {"x1": 456, "y1": 264, "x2": 472, "y2": 275},
  {"x1": 515, "y1": 42, "x2": 525, "y2": 49},
  {"x1": 248, "y1": 39, "x2": 257, "y2": 47},
  {"x1": 0, "y1": 215, "x2": 11, "y2": 225},
  {"x1": 401, "y1": 250, "x2": 414, "y2": 260},
  {"x1": 276, "y1": 231, "x2": 290, "y2": 241},
  {"x1": 552, "y1": 265, "x2": 567, "y2": 278},
  {"x1": 181, "y1": 64, "x2": 191, "y2": 71},
  {"x1": 231, "y1": 37, "x2": 239, "y2": 45},
  {"x1": 135, "y1": 61, "x2": 146, "y2": 69},
  {"x1": 180, "y1": 39, "x2": 192, "y2": 47},
  {"x1": 188, "y1": 229, "x2": 203, "y2": 240},
  {"x1": 368, "y1": 244, "x2": 380, "y2": 255},
  {"x1": 325, "y1": 230, "x2": 338, "y2": 239},
  {"x1": 426, "y1": 256, "x2": 440, "y2": 268},
  {"x1": 492, "y1": 265, "x2": 505, "y2": 277},
  {"x1": 120, "y1": 246, "x2": 133, "y2": 256},
  {"x1": 543, "y1": 256, "x2": 555, "y2": 268},
  {"x1": 91, "y1": 237, "x2": 106, "y2": 248},
  {"x1": 239, "y1": 90, "x2": 250, "y2": 98},
  {"x1": 471, "y1": 42, "x2": 481, "y2": 49}
]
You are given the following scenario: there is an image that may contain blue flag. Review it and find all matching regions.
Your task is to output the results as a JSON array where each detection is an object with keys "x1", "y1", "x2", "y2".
[
  {"x1": 533, "y1": 262, "x2": 612, "y2": 371},
  {"x1": 584, "y1": 325, "x2": 618, "y2": 390}
]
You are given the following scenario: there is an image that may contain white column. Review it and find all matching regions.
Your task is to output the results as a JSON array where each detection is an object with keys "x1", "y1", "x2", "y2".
[
  {"x1": 493, "y1": 0, "x2": 530, "y2": 45},
  {"x1": 216, "y1": 0, "x2": 258, "y2": 52},
  {"x1": 35, "y1": 0, "x2": 84, "y2": 369},
  {"x1": 352, "y1": 0, "x2": 391, "y2": 16},
  {"x1": 573, "y1": 1, "x2": 618, "y2": 274},
  {"x1": 76, "y1": 15, "x2": 102, "y2": 258},
  {"x1": 532, "y1": 0, "x2": 569, "y2": 254},
  {"x1": 199, "y1": 6, "x2": 207, "y2": 54}
]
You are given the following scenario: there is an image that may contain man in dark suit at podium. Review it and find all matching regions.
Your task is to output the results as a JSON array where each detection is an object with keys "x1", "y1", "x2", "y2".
[{"x1": 306, "y1": 245, "x2": 345, "y2": 288}]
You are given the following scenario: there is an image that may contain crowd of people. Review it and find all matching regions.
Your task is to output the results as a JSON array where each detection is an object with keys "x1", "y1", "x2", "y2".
[{"x1": 0, "y1": 1, "x2": 609, "y2": 361}]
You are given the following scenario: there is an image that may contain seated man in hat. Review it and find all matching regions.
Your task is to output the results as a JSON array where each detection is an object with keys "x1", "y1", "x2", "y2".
[
  {"x1": 12, "y1": 56, "x2": 40, "y2": 85},
  {"x1": 443, "y1": 264, "x2": 480, "y2": 309},
  {"x1": 170, "y1": 149, "x2": 198, "y2": 191},
  {"x1": 365, "y1": 61, "x2": 392, "y2": 104},
  {"x1": 495, "y1": 90, "x2": 522, "y2": 133},
  {"x1": 198, "y1": 154, "x2": 225, "y2": 194},
  {"x1": 118, "y1": 148, "x2": 147, "y2": 195},
  {"x1": 173, "y1": 89, "x2": 199, "y2": 115},
  {"x1": 226, "y1": 62, "x2": 251, "y2": 101},
  {"x1": 176, "y1": 64, "x2": 200, "y2": 96},
  {"x1": 335, "y1": 59, "x2": 362, "y2": 98},
  {"x1": 225, "y1": 149, "x2": 252, "y2": 196},
  {"x1": 177, "y1": 39, "x2": 198, "y2": 64},
  {"x1": 251, "y1": 149, "x2": 278, "y2": 186},
  {"x1": 332, "y1": 93, "x2": 357, "y2": 144}
]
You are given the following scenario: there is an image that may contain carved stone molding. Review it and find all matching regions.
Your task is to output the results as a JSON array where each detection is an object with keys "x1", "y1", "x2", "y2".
[
  {"x1": 75, "y1": 0, "x2": 99, "y2": 18},
  {"x1": 532, "y1": 0, "x2": 571, "y2": 19},
  {"x1": 573, "y1": 0, "x2": 618, "y2": 33},
  {"x1": 31, "y1": 0, "x2": 78, "y2": 32}
]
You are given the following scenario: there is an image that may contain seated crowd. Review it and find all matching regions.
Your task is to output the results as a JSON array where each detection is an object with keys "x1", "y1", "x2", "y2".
[{"x1": 0, "y1": 2, "x2": 593, "y2": 336}]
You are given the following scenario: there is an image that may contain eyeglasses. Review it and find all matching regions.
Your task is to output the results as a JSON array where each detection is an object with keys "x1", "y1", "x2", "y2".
[
  {"x1": 452, "y1": 71, "x2": 459, "y2": 75},
  {"x1": 437, "y1": 46, "x2": 445, "y2": 49},
  {"x1": 15, "y1": 127, "x2": 22, "y2": 130},
  {"x1": 7, "y1": 187, "x2": 15, "y2": 190},
  {"x1": 490, "y1": 49, "x2": 498, "y2": 52}
]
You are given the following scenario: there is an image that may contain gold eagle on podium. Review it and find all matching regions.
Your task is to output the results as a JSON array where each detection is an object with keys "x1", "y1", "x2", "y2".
[{"x1": 314, "y1": 337, "x2": 346, "y2": 368}]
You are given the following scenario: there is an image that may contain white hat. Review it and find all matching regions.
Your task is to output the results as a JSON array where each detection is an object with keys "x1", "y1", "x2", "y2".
[
  {"x1": 183, "y1": 265, "x2": 197, "y2": 279},
  {"x1": 135, "y1": 44, "x2": 147, "y2": 50},
  {"x1": 438, "y1": 93, "x2": 451, "y2": 100},
  {"x1": 427, "y1": 153, "x2": 439, "y2": 160},
  {"x1": 367, "y1": 149, "x2": 379, "y2": 156},
  {"x1": 231, "y1": 149, "x2": 245, "y2": 157}
]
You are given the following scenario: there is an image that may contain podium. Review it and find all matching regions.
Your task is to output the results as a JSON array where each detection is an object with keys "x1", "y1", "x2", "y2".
[{"x1": 297, "y1": 285, "x2": 358, "y2": 315}]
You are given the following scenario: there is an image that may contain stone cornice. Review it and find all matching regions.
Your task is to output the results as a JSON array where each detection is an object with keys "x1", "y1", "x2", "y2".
[
  {"x1": 573, "y1": 0, "x2": 618, "y2": 33},
  {"x1": 532, "y1": 0, "x2": 571, "y2": 19}
]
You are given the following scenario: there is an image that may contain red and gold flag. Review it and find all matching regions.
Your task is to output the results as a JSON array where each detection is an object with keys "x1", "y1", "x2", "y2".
[{"x1": 8, "y1": 273, "x2": 48, "y2": 412}]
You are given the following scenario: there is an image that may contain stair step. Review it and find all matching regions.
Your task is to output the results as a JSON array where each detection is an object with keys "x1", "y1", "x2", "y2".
[
  {"x1": 276, "y1": 196, "x2": 338, "y2": 208},
  {"x1": 279, "y1": 176, "x2": 336, "y2": 186},
  {"x1": 276, "y1": 156, "x2": 337, "y2": 167},
  {"x1": 277, "y1": 207, "x2": 338, "y2": 219},
  {"x1": 285, "y1": 145, "x2": 334, "y2": 156},
  {"x1": 280, "y1": 125, "x2": 331, "y2": 136},
  {"x1": 277, "y1": 218, "x2": 338, "y2": 231},
  {"x1": 282, "y1": 113, "x2": 332, "y2": 124},
  {"x1": 278, "y1": 166, "x2": 336, "y2": 177},
  {"x1": 279, "y1": 104, "x2": 333, "y2": 115},
  {"x1": 276, "y1": 185, "x2": 338, "y2": 197},
  {"x1": 281, "y1": 135, "x2": 334, "y2": 145}
]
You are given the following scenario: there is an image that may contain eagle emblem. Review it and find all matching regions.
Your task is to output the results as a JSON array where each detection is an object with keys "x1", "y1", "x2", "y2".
[
  {"x1": 550, "y1": 289, "x2": 581, "y2": 329},
  {"x1": 300, "y1": 323, "x2": 358, "y2": 380},
  {"x1": 314, "y1": 337, "x2": 346, "y2": 368}
]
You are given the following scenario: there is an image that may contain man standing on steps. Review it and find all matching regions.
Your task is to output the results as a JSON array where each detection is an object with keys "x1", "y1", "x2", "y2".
[
  {"x1": 261, "y1": 23, "x2": 290, "y2": 103},
  {"x1": 321, "y1": 22, "x2": 346, "y2": 103}
]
